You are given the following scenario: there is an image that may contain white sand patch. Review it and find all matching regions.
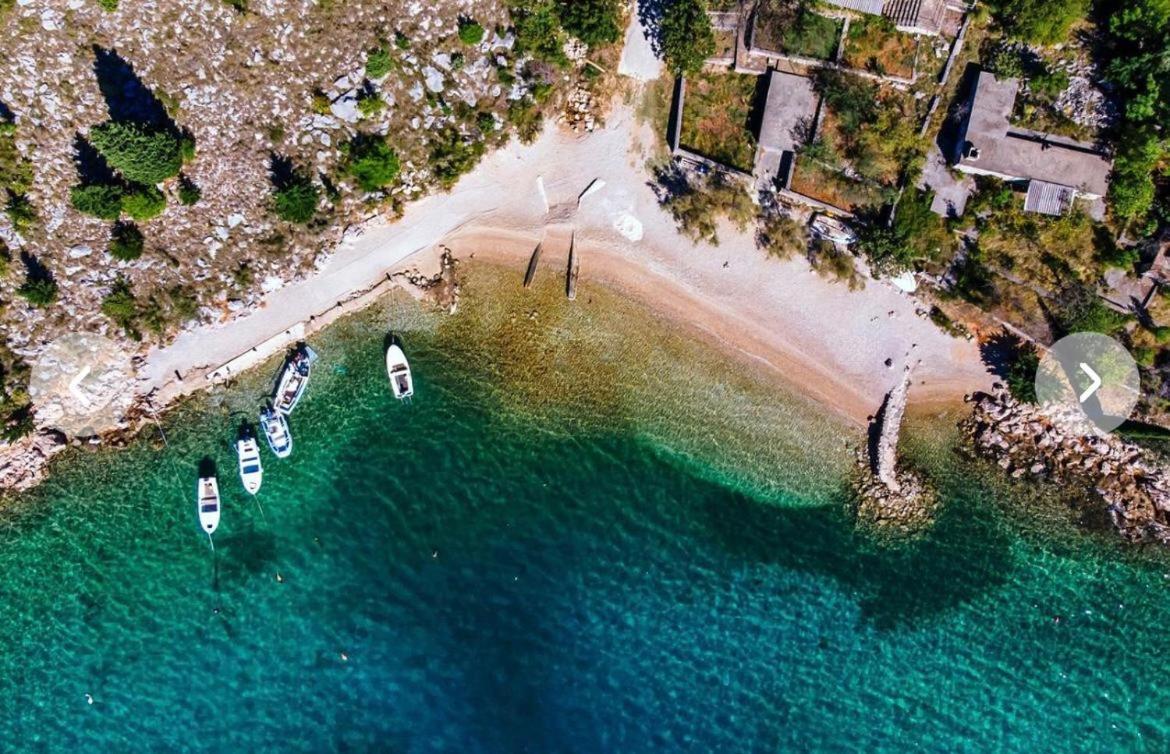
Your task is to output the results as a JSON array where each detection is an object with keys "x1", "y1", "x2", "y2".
[{"x1": 613, "y1": 212, "x2": 644, "y2": 241}]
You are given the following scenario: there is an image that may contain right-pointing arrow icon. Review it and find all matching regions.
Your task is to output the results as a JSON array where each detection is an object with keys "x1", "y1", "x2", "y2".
[{"x1": 1078, "y1": 362, "x2": 1101, "y2": 403}]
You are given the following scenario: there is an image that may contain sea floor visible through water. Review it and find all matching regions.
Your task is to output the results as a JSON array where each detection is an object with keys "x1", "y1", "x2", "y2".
[{"x1": 3, "y1": 263, "x2": 1170, "y2": 752}]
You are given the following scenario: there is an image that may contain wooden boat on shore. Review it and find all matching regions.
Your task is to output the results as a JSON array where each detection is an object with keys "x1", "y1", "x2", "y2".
[
  {"x1": 197, "y1": 475, "x2": 220, "y2": 534},
  {"x1": 273, "y1": 344, "x2": 318, "y2": 415},
  {"x1": 385, "y1": 343, "x2": 414, "y2": 401},
  {"x1": 236, "y1": 424, "x2": 263, "y2": 494},
  {"x1": 260, "y1": 405, "x2": 293, "y2": 459}
]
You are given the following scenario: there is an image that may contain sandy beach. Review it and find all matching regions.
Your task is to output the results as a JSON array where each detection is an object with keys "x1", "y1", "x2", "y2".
[{"x1": 140, "y1": 96, "x2": 992, "y2": 424}]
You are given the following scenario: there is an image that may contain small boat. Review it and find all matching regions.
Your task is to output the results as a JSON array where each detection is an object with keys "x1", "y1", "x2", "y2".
[
  {"x1": 272, "y1": 344, "x2": 318, "y2": 415},
  {"x1": 197, "y1": 475, "x2": 221, "y2": 535},
  {"x1": 236, "y1": 424, "x2": 263, "y2": 494},
  {"x1": 260, "y1": 405, "x2": 293, "y2": 459},
  {"x1": 809, "y1": 213, "x2": 857, "y2": 246},
  {"x1": 385, "y1": 343, "x2": 414, "y2": 401}
]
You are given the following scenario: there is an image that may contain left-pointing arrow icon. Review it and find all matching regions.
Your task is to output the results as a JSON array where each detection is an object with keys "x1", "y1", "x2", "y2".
[{"x1": 1077, "y1": 362, "x2": 1101, "y2": 403}]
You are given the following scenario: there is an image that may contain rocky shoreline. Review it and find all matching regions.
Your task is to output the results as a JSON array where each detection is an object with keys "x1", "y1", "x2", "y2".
[{"x1": 963, "y1": 388, "x2": 1170, "y2": 544}]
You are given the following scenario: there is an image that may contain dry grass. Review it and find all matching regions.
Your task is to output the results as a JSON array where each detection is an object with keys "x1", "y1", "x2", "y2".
[
  {"x1": 789, "y1": 155, "x2": 885, "y2": 212},
  {"x1": 679, "y1": 71, "x2": 760, "y2": 171},
  {"x1": 842, "y1": 16, "x2": 918, "y2": 79}
]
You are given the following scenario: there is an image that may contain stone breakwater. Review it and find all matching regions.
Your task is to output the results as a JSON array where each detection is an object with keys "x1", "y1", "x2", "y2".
[
  {"x1": 853, "y1": 368, "x2": 939, "y2": 536},
  {"x1": 963, "y1": 388, "x2": 1170, "y2": 544}
]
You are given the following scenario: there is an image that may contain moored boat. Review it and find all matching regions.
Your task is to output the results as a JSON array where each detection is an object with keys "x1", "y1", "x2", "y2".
[
  {"x1": 260, "y1": 405, "x2": 293, "y2": 459},
  {"x1": 236, "y1": 424, "x2": 264, "y2": 494},
  {"x1": 197, "y1": 475, "x2": 220, "y2": 534},
  {"x1": 272, "y1": 344, "x2": 318, "y2": 415},
  {"x1": 385, "y1": 343, "x2": 414, "y2": 401}
]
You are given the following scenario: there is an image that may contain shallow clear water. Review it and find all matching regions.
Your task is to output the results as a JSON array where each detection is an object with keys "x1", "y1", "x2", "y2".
[{"x1": 4, "y1": 268, "x2": 1170, "y2": 752}]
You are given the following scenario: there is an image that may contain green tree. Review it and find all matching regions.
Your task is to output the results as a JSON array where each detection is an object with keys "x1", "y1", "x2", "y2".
[
  {"x1": 178, "y1": 176, "x2": 202, "y2": 205},
  {"x1": 660, "y1": 0, "x2": 715, "y2": 76},
  {"x1": 17, "y1": 260, "x2": 57, "y2": 307},
  {"x1": 1109, "y1": 125, "x2": 1163, "y2": 221},
  {"x1": 273, "y1": 173, "x2": 319, "y2": 223},
  {"x1": 109, "y1": 221, "x2": 145, "y2": 261},
  {"x1": 1005, "y1": 346, "x2": 1040, "y2": 403},
  {"x1": 88, "y1": 122, "x2": 183, "y2": 185},
  {"x1": 347, "y1": 136, "x2": 400, "y2": 191},
  {"x1": 71, "y1": 184, "x2": 124, "y2": 219},
  {"x1": 365, "y1": 45, "x2": 393, "y2": 79},
  {"x1": 989, "y1": 0, "x2": 1088, "y2": 45},
  {"x1": 557, "y1": 0, "x2": 622, "y2": 47},
  {"x1": 458, "y1": 17, "x2": 486, "y2": 45},
  {"x1": 122, "y1": 184, "x2": 166, "y2": 221},
  {"x1": 660, "y1": 169, "x2": 753, "y2": 245}
]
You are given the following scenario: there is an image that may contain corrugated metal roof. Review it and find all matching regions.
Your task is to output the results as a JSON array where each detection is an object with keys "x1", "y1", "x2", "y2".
[
  {"x1": 822, "y1": 0, "x2": 885, "y2": 15},
  {"x1": 1024, "y1": 180, "x2": 1075, "y2": 215}
]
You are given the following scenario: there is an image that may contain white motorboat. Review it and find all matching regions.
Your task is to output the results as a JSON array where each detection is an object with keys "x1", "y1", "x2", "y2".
[
  {"x1": 273, "y1": 344, "x2": 318, "y2": 415},
  {"x1": 197, "y1": 475, "x2": 220, "y2": 534},
  {"x1": 236, "y1": 425, "x2": 264, "y2": 495},
  {"x1": 809, "y1": 213, "x2": 857, "y2": 246},
  {"x1": 385, "y1": 343, "x2": 414, "y2": 401},
  {"x1": 260, "y1": 406, "x2": 293, "y2": 459}
]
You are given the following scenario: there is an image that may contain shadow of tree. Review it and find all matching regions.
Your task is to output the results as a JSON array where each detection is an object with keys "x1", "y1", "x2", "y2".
[
  {"x1": 0, "y1": 99, "x2": 14, "y2": 123},
  {"x1": 19, "y1": 251, "x2": 55, "y2": 285},
  {"x1": 979, "y1": 328, "x2": 1028, "y2": 381},
  {"x1": 636, "y1": 0, "x2": 667, "y2": 57},
  {"x1": 268, "y1": 152, "x2": 298, "y2": 189},
  {"x1": 92, "y1": 45, "x2": 173, "y2": 129},
  {"x1": 72, "y1": 132, "x2": 119, "y2": 186}
]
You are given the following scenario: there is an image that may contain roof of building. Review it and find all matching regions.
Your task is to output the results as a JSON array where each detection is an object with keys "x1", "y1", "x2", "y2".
[
  {"x1": 821, "y1": 0, "x2": 885, "y2": 14},
  {"x1": 1024, "y1": 180, "x2": 1075, "y2": 215},
  {"x1": 954, "y1": 71, "x2": 1112, "y2": 197},
  {"x1": 883, "y1": 0, "x2": 946, "y2": 34},
  {"x1": 757, "y1": 70, "x2": 819, "y2": 156}
]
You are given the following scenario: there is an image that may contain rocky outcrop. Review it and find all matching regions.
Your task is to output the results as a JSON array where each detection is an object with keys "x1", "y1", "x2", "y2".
[
  {"x1": 391, "y1": 247, "x2": 461, "y2": 314},
  {"x1": 0, "y1": 429, "x2": 67, "y2": 492},
  {"x1": 853, "y1": 367, "x2": 939, "y2": 536},
  {"x1": 963, "y1": 388, "x2": 1170, "y2": 544}
]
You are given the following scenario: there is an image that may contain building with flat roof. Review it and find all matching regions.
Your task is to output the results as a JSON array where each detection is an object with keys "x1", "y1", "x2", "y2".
[
  {"x1": 952, "y1": 70, "x2": 1112, "y2": 215},
  {"x1": 754, "y1": 70, "x2": 819, "y2": 189},
  {"x1": 821, "y1": 0, "x2": 948, "y2": 35}
]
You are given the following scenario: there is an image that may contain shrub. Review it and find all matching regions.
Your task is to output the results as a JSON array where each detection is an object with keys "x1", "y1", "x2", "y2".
[
  {"x1": 1052, "y1": 283, "x2": 1127, "y2": 337},
  {"x1": 989, "y1": 0, "x2": 1088, "y2": 45},
  {"x1": 659, "y1": 168, "x2": 754, "y2": 245},
  {"x1": 512, "y1": 0, "x2": 569, "y2": 65},
  {"x1": 98, "y1": 0, "x2": 119, "y2": 10},
  {"x1": 1005, "y1": 347, "x2": 1040, "y2": 403},
  {"x1": 428, "y1": 129, "x2": 485, "y2": 189},
  {"x1": 357, "y1": 91, "x2": 386, "y2": 118},
  {"x1": 365, "y1": 45, "x2": 393, "y2": 79},
  {"x1": 507, "y1": 98, "x2": 544, "y2": 143},
  {"x1": 557, "y1": 0, "x2": 622, "y2": 47},
  {"x1": 71, "y1": 184, "x2": 124, "y2": 220},
  {"x1": 814, "y1": 68, "x2": 878, "y2": 132},
  {"x1": 476, "y1": 111, "x2": 497, "y2": 133},
  {"x1": 458, "y1": 17, "x2": 486, "y2": 45},
  {"x1": 109, "y1": 221, "x2": 145, "y2": 261},
  {"x1": 178, "y1": 176, "x2": 202, "y2": 205},
  {"x1": 394, "y1": 31, "x2": 410, "y2": 49},
  {"x1": 4, "y1": 192, "x2": 36, "y2": 231},
  {"x1": 88, "y1": 121, "x2": 183, "y2": 185},
  {"x1": 273, "y1": 174, "x2": 319, "y2": 223},
  {"x1": 810, "y1": 240, "x2": 864, "y2": 290},
  {"x1": 660, "y1": 0, "x2": 716, "y2": 76},
  {"x1": 347, "y1": 136, "x2": 400, "y2": 191},
  {"x1": 122, "y1": 184, "x2": 166, "y2": 221},
  {"x1": 101, "y1": 278, "x2": 140, "y2": 338}
]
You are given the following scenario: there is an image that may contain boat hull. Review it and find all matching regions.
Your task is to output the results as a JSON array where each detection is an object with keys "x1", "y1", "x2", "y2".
[
  {"x1": 260, "y1": 409, "x2": 293, "y2": 459},
  {"x1": 197, "y1": 477, "x2": 220, "y2": 534},
  {"x1": 385, "y1": 344, "x2": 414, "y2": 400},
  {"x1": 237, "y1": 437, "x2": 263, "y2": 495}
]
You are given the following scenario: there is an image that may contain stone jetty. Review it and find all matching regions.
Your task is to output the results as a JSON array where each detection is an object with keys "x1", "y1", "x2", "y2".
[{"x1": 963, "y1": 387, "x2": 1170, "y2": 544}]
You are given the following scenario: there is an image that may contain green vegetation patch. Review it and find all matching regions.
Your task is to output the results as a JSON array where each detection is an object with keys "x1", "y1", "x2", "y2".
[
  {"x1": 556, "y1": 0, "x2": 621, "y2": 47},
  {"x1": 660, "y1": 0, "x2": 716, "y2": 75},
  {"x1": 272, "y1": 169, "x2": 319, "y2": 223},
  {"x1": 71, "y1": 184, "x2": 123, "y2": 220},
  {"x1": 365, "y1": 45, "x2": 394, "y2": 79},
  {"x1": 679, "y1": 71, "x2": 759, "y2": 172},
  {"x1": 0, "y1": 342, "x2": 33, "y2": 442},
  {"x1": 108, "y1": 221, "x2": 144, "y2": 261},
  {"x1": 842, "y1": 15, "x2": 918, "y2": 79},
  {"x1": 458, "y1": 18, "x2": 486, "y2": 46},
  {"x1": 789, "y1": 154, "x2": 886, "y2": 212},
  {"x1": 346, "y1": 135, "x2": 400, "y2": 192},
  {"x1": 753, "y1": 1, "x2": 842, "y2": 61}
]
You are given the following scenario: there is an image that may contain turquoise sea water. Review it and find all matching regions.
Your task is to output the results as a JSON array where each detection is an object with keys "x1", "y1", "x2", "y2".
[{"x1": 5, "y1": 269, "x2": 1170, "y2": 752}]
